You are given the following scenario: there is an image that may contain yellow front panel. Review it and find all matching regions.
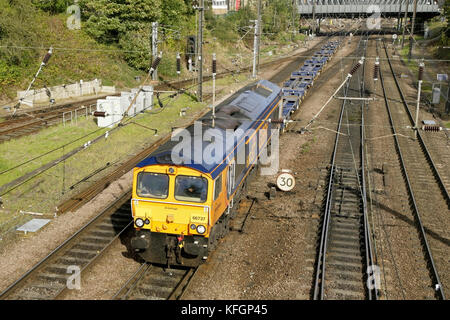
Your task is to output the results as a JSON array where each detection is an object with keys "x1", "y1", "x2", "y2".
[
  {"x1": 133, "y1": 199, "x2": 209, "y2": 235},
  {"x1": 132, "y1": 164, "x2": 213, "y2": 237}
]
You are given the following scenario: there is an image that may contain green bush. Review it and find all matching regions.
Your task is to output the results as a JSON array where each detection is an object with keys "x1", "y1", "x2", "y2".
[
  {"x1": 33, "y1": 0, "x2": 69, "y2": 14},
  {"x1": 119, "y1": 29, "x2": 151, "y2": 70},
  {"x1": 0, "y1": 60, "x2": 21, "y2": 86}
]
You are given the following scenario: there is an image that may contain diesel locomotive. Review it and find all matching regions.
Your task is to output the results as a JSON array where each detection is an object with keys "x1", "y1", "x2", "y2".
[{"x1": 130, "y1": 40, "x2": 341, "y2": 267}]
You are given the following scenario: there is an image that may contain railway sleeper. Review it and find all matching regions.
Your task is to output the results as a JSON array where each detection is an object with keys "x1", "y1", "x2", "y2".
[
  {"x1": 73, "y1": 243, "x2": 105, "y2": 252},
  {"x1": 334, "y1": 200, "x2": 361, "y2": 208},
  {"x1": 81, "y1": 236, "x2": 111, "y2": 245},
  {"x1": 330, "y1": 226, "x2": 361, "y2": 234},
  {"x1": 129, "y1": 293, "x2": 164, "y2": 300},
  {"x1": 326, "y1": 288, "x2": 364, "y2": 300},
  {"x1": 37, "y1": 273, "x2": 69, "y2": 284},
  {"x1": 329, "y1": 232, "x2": 361, "y2": 242},
  {"x1": 327, "y1": 261, "x2": 364, "y2": 273},
  {"x1": 65, "y1": 248, "x2": 97, "y2": 259},
  {"x1": 328, "y1": 246, "x2": 362, "y2": 257},
  {"x1": 327, "y1": 278, "x2": 365, "y2": 289},
  {"x1": 326, "y1": 280, "x2": 364, "y2": 293},
  {"x1": 331, "y1": 219, "x2": 361, "y2": 227},
  {"x1": 94, "y1": 224, "x2": 121, "y2": 232},
  {"x1": 26, "y1": 282, "x2": 64, "y2": 291},
  {"x1": 328, "y1": 228, "x2": 361, "y2": 237},
  {"x1": 57, "y1": 256, "x2": 90, "y2": 266},
  {"x1": 328, "y1": 240, "x2": 361, "y2": 251},
  {"x1": 46, "y1": 264, "x2": 76, "y2": 274},
  {"x1": 326, "y1": 255, "x2": 363, "y2": 268},
  {"x1": 137, "y1": 285, "x2": 173, "y2": 299},
  {"x1": 333, "y1": 197, "x2": 360, "y2": 204},
  {"x1": 88, "y1": 229, "x2": 117, "y2": 237},
  {"x1": 142, "y1": 276, "x2": 182, "y2": 288},
  {"x1": 331, "y1": 212, "x2": 362, "y2": 220},
  {"x1": 337, "y1": 203, "x2": 362, "y2": 211},
  {"x1": 326, "y1": 267, "x2": 363, "y2": 279},
  {"x1": 17, "y1": 283, "x2": 62, "y2": 298},
  {"x1": 13, "y1": 290, "x2": 53, "y2": 300}
]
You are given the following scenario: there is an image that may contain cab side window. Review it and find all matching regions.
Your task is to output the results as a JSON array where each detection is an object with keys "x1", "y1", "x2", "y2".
[{"x1": 214, "y1": 174, "x2": 222, "y2": 200}]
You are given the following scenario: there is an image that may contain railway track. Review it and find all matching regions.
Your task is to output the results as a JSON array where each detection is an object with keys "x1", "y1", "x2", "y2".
[
  {"x1": 0, "y1": 96, "x2": 106, "y2": 142},
  {"x1": 0, "y1": 39, "x2": 330, "y2": 144},
  {"x1": 378, "y1": 38, "x2": 447, "y2": 300},
  {"x1": 113, "y1": 264, "x2": 197, "y2": 300},
  {"x1": 313, "y1": 34, "x2": 378, "y2": 300},
  {"x1": 56, "y1": 35, "x2": 343, "y2": 215},
  {"x1": 0, "y1": 191, "x2": 132, "y2": 300},
  {"x1": 0, "y1": 33, "x2": 350, "y2": 300}
]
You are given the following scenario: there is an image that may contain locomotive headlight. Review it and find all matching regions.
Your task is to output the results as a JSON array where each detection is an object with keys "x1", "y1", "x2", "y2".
[
  {"x1": 190, "y1": 224, "x2": 197, "y2": 230},
  {"x1": 196, "y1": 225, "x2": 206, "y2": 234},
  {"x1": 135, "y1": 218, "x2": 145, "y2": 228}
]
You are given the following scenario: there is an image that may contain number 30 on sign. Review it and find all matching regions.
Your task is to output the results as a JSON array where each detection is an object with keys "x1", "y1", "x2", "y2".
[{"x1": 276, "y1": 172, "x2": 295, "y2": 192}]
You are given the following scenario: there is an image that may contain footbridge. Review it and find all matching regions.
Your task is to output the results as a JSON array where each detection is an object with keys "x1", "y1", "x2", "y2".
[{"x1": 297, "y1": 1, "x2": 441, "y2": 19}]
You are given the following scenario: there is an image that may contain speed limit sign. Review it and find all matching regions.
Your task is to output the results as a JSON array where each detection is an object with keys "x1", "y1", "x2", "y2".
[{"x1": 276, "y1": 172, "x2": 295, "y2": 192}]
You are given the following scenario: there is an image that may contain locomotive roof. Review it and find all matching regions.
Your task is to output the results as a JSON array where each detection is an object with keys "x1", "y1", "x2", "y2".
[{"x1": 136, "y1": 80, "x2": 281, "y2": 179}]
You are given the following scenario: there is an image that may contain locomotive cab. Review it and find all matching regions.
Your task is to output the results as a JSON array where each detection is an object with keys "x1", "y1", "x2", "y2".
[{"x1": 130, "y1": 164, "x2": 218, "y2": 267}]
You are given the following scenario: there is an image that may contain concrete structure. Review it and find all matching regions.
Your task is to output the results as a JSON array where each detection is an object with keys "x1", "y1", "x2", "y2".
[
  {"x1": 296, "y1": 0, "x2": 440, "y2": 18},
  {"x1": 96, "y1": 86, "x2": 154, "y2": 128},
  {"x1": 17, "y1": 79, "x2": 116, "y2": 106}
]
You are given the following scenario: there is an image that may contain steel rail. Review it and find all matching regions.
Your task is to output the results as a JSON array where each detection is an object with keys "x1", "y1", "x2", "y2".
[
  {"x1": 383, "y1": 43, "x2": 450, "y2": 208},
  {"x1": 359, "y1": 37, "x2": 378, "y2": 300},
  {"x1": 112, "y1": 264, "x2": 197, "y2": 300},
  {"x1": 112, "y1": 263, "x2": 151, "y2": 300},
  {"x1": 312, "y1": 75, "x2": 348, "y2": 300},
  {"x1": 378, "y1": 39, "x2": 445, "y2": 300},
  {"x1": 113, "y1": 33, "x2": 347, "y2": 302},
  {"x1": 313, "y1": 33, "x2": 373, "y2": 300},
  {"x1": 0, "y1": 190, "x2": 132, "y2": 300}
]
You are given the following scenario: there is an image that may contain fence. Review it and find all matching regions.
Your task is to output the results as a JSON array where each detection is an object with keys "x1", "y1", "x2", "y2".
[{"x1": 62, "y1": 104, "x2": 96, "y2": 127}]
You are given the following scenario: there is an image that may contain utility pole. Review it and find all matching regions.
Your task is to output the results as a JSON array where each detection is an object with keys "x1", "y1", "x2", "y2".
[
  {"x1": 312, "y1": 0, "x2": 316, "y2": 35},
  {"x1": 152, "y1": 22, "x2": 158, "y2": 81},
  {"x1": 196, "y1": 0, "x2": 204, "y2": 102},
  {"x1": 291, "y1": 0, "x2": 296, "y2": 40},
  {"x1": 252, "y1": 18, "x2": 259, "y2": 79},
  {"x1": 408, "y1": 0, "x2": 418, "y2": 61},
  {"x1": 446, "y1": 83, "x2": 450, "y2": 114},
  {"x1": 212, "y1": 53, "x2": 216, "y2": 128},
  {"x1": 401, "y1": 0, "x2": 410, "y2": 48},
  {"x1": 256, "y1": 0, "x2": 262, "y2": 74},
  {"x1": 397, "y1": 0, "x2": 403, "y2": 31},
  {"x1": 415, "y1": 61, "x2": 424, "y2": 138}
]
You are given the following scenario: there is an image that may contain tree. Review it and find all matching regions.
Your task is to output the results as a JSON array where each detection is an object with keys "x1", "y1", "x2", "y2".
[
  {"x1": 78, "y1": 0, "x2": 162, "y2": 43},
  {"x1": 33, "y1": 0, "x2": 69, "y2": 14},
  {"x1": 444, "y1": 0, "x2": 450, "y2": 38}
]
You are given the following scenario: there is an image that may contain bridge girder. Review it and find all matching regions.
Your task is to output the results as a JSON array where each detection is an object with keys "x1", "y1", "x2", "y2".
[{"x1": 296, "y1": 0, "x2": 440, "y2": 18}]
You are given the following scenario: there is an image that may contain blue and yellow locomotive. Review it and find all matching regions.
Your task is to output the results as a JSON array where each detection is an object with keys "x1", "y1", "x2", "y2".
[
  {"x1": 130, "y1": 40, "x2": 342, "y2": 267},
  {"x1": 130, "y1": 80, "x2": 283, "y2": 266}
]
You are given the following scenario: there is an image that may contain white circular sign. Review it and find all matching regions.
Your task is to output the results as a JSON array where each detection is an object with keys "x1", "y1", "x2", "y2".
[
  {"x1": 392, "y1": 34, "x2": 398, "y2": 39},
  {"x1": 276, "y1": 172, "x2": 296, "y2": 192}
]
